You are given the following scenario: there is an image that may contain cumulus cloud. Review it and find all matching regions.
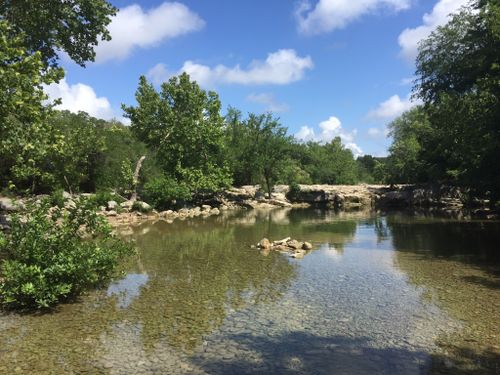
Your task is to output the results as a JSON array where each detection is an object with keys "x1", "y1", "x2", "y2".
[
  {"x1": 295, "y1": 116, "x2": 363, "y2": 157},
  {"x1": 147, "y1": 49, "x2": 313, "y2": 87},
  {"x1": 95, "y1": 2, "x2": 204, "y2": 63},
  {"x1": 367, "y1": 93, "x2": 421, "y2": 120},
  {"x1": 398, "y1": 0, "x2": 469, "y2": 61},
  {"x1": 182, "y1": 49, "x2": 313, "y2": 86},
  {"x1": 295, "y1": 0, "x2": 412, "y2": 35},
  {"x1": 44, "y1": 78, "x2": 127, "y2": 123},
  {"x1": 246, "y1": 93, "x2": 289, "y2": 113}
]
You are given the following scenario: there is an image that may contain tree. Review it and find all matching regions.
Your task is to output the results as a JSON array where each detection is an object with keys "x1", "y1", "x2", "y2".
[
  {"x1": 249, "y1": 114, "x2": 293, "y2": 198},
  {"x1": 0, "y1": 0, "x2": 116, "y2": 67},
  {"x1": 299, "y1": 139, "x2": 358, "y2": 185},
  {"x1": 224, "y1": 111, "x2": 294, "y2": 195},
  {"x1": 123, "y1": 74, "x2": 232, "y2": 192},
  {"x1": 385, "y1": 106, "x2": 431, "y2": 184},
  {"x1": 414, "y1": 0, "x2": 500, "y2": 190},
  {"x1": 0, "y1": 20, "x2": 63, "y2": 191}
]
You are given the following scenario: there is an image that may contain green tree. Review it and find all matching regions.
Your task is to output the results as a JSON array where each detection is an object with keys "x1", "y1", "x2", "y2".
[
  {"x1": 299, "y1": 139, "x2": 358, "y2": 185},
  {"x1": 414, "y1": 0, "x2": 500, "y2": 190},
  {"x1": 385, "y1": 106, "x2": 431, "y2": 184},
  {"x1": 123, "y1": 73, "x2": 232, "y2": 192},
  {"x1": 224, "y1": 111, "x2": 294, "y2": 195},
  {"x1": 0, "y1": 0, "x2": 116, "y2": 67},
  {"x1": 0, "y1": 20, "x2": 63, "y2": 191}
]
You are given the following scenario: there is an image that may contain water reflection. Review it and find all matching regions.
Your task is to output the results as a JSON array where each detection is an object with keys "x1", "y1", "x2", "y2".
[
  {"x1": 0, "y1": 208, "x2": 498, "y2": 374},
  {"x1": 384, "y1": 213, "x2": 500, "y2": 373}
]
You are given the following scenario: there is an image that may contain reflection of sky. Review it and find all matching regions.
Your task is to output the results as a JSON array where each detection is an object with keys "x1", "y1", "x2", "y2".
[{"x1": 107, "y1": 273, "x2": 149, "y2": 308}]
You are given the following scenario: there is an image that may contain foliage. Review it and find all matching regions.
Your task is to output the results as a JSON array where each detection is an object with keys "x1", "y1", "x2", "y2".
[
  {"x1": 49, "y1": 189, "x2": 66, "y2": 208},
  {"x1": 384, "y1": 106, "x2": 431, "y2": 184},
  {"x1": 224, "y1": 111, "x2": 293, "y2": 196},
  {"x1": 88, "y1": 191, "x2": 125, "y2": 209},
  {"x1": 0, "y1": 0, "x2": 116, "y2": 67},
  {"x1": 123, "y1": 73, "x2": 232, "y2": 192},
  {"x1": 297, "y1": 139, "x2": 358, "y2": 185},
  {"x1": 141, "y1": 176, "x2": 192, "y2": 210},
  {"x1": 412, "y1": 0, "x2": 500, "y2": 191},
  {"x1": 0, "y1": 200, "x2": 133, "y2": 309},
  {"x1": 287, "y1": 182, "x2": 302, "y2": 201},
  {"x1": 0, "y1": 20, "x2": 63, "y2": 192}
]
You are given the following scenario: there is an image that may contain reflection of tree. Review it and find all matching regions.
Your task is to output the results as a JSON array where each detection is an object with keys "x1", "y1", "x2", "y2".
[
  {"x1": 388, "y1": 215, "x2": 500, "y2": 374},
  {"x1": 0, "y1": 208, "x2": 363, "y2": 372},
  {"x1": 125, "y1": 219, "x2": 297, "y2": 352}
]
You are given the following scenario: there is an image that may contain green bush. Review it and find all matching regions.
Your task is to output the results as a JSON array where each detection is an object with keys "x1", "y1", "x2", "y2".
[
  {"x1": 88, "y1": 191, "x2": 124, "y2": 208},
  {"x1": 0, "y1": 199, "x2": 133, "y2": 309},
  {"x1": 141, "y1": 176, "x2": 192, "y2": 210},
  {"x1": 49, "y1": 189, "x2": 66, "y2": 208},
  {"x1": 286, "y1": 182, "x2": 301, "y2": 201}
]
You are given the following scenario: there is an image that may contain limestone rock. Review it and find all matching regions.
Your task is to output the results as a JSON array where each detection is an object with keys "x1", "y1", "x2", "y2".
[
  {"x1": 258, "y1": 238, "x2": 271, "y2": 250},
  {"x1": 107, "y1": 200, "x2": 118, "y2": 210},
  {"x1": 302, "y1": 242, "x2": 313, "y2": 250}
]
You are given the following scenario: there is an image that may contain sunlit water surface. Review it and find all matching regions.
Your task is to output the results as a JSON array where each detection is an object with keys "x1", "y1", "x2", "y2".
[{"x1": 0, "y1": 209, "x2": 499, "y2": 374}]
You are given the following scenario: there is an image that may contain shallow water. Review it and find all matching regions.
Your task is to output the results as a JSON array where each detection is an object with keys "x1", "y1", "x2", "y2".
[{"x1": 0, "y1": 208, "x2": 499, "y2": 374}]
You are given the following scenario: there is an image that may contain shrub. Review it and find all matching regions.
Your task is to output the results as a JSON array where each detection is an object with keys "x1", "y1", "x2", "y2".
[
  {"x1": 141, "y1": 176, "x2": 192, "y2": 210},
  {"x1": 286, "y1": 182, "x2": 301, "y2": 201},
  {"x1": 88, "y1": 191, "x2": 124, "y2": 208},
  {"x1": 49, "y1": 189, "x2": 66, "y2": 208},
  {"x1": 0, "y1": 199, "x2": 133, "y2": 309}
]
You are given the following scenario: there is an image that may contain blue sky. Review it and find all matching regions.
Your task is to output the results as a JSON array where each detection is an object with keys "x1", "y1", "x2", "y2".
[{"x1": 46, "y1": 0, "x2": 468, "y2": 157}]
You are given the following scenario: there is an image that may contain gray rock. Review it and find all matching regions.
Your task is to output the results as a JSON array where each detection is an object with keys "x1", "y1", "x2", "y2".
[
  {"x1": 0, "y1": 197, "x2": 23, "y2": 212},
  {"x1": 120, "y1": 200, "x2": 134, "y2": 209},
  {"x1": 106, "y1": 210, "x2": 117, "y2": 217},
  {"x1": 107, "y1": 200, "x2": 118, "y2": 210}
]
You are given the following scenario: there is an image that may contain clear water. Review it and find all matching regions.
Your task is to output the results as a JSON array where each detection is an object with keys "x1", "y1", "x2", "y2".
[{"x1": 0, "y1": 209, "x2": 499, "y2": 374}]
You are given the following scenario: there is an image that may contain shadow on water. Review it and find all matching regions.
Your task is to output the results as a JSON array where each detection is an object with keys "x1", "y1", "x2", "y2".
[{"x1": 191, "y1": 330, "x2": 500, "y2": 374}]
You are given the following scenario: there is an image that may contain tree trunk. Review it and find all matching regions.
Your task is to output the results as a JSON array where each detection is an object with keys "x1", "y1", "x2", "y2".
[
  {"x1": 130, "y1": 155, "x2": 146, "y2": 201},
  {"x1": 264, "y1": 174, "x2": 271, "y2": 199}
]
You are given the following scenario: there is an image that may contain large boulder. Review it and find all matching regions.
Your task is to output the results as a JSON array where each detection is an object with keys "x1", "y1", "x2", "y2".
[{"x1": 0, "y1": 197, "x2": 24, "y2": 212}]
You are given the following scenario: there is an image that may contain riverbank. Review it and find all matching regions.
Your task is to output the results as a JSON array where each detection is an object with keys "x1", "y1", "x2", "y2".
[{"x1": 0, "y1": 184, "x2": 497, "y2": 231}]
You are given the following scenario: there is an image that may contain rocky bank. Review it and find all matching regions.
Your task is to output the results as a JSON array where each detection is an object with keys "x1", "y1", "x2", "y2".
[{"x1": 0, "y1": 184, "x2": 497, "y2": 231}]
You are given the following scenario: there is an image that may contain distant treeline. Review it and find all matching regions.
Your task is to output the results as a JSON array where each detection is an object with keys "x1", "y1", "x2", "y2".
[{"x1": 1, "y1": 0, "x2": 498, "y2": 206}]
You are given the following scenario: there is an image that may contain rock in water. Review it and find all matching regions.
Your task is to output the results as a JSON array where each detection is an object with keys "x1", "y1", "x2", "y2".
[
  {"x1": 258, "y1": 238, "x2": 271, "y2": 250},
  {"x1": 302, "y1": 242, "x2": 313, "y2": 250}
]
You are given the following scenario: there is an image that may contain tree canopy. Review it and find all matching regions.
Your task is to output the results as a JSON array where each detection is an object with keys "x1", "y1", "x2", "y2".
[{"x1": 0, "y1": 0, "x2": 116, "y2": 67}]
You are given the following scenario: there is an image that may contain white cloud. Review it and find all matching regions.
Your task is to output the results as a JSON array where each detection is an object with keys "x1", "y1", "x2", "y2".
[
  {"x1": 398, "y1": 0, "x2": 469, "y2": 61},
  {"x1": 44, "y1": 78, "x2": 128, "y2": 123},
  {"x1": 367, "y1": 94, "x2": 421, "y2": 120},
  {"x1": 246, "y1": 93, "x2": 289, "y2": 113},
  {"x1": 295, "y1": 0, "x2": 412, "y2": 35},
  {"x1": 295, "y1": 116, "x2": 363, "y2": 157},
  {"x1": 177, "y1": 49, "x2": 313, "y2": 87},
  {"x1": 95, "y1": 2, "x2": 204, "y2": 63},
  {"x1": 367, "y1": 127, "x2": 383, "y2": 137},
  {"x1": 147, "y1": 63, "x2": 171, "y2": 85}
]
